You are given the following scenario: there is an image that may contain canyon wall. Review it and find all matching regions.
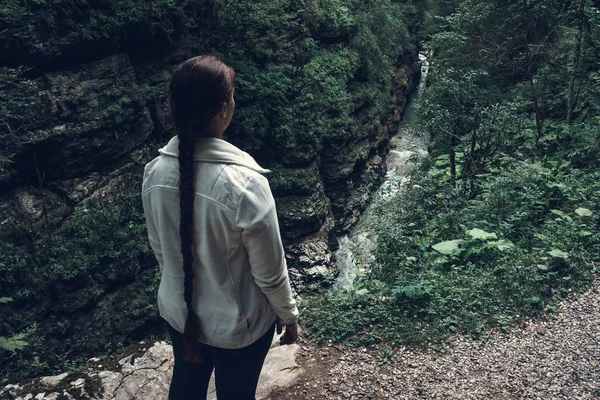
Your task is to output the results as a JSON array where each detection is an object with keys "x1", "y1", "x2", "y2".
[{"x1": 0, "y1": 0, "x2": 416, "y2": 380}]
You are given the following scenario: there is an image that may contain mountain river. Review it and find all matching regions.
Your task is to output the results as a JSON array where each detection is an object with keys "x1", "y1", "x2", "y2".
[{"x1": 335, "y1": 53, "x2": 431, "y2": 289}]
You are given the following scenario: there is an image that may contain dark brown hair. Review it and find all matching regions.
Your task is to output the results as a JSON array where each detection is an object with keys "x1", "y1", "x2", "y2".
[{"x1": 169, "y1": 55, "x2": 235, "y2": 363}]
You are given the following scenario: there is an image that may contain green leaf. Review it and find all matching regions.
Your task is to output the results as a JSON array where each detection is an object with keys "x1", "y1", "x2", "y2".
[
  {"x1": 549, "y1": 249, "x2": 569, "y2": 259},
  {"x1": 575, "y1": 207, "x2": 593, "y2": 217},
  {"x1": 536, "y1": 264, "x2": 549, "y2": 271},
  {"x1": 433, "y1": 256, "x2": 449, "y2": 264},
  {"x1": 352, "y1": 268, "x2": 366, "y2": 277},
  {"x1": 550, "y1": 209, "x2": 572, "y2": 222},
  {"x1": 486, "y1": 239, "x2": 515, "y2": 251},
  {"x1": 0, "y1": 297, "x2": 13, "y2": 304},
  {"x1": 432, "y1": 240, "x2": 466, "y2": 255},
  {"x1": 467, "y1": 228, "x2": 497, "y2": 240},
  {"x1": 428, "y1": 168, "x2": 444, "y2": 178},
  {"x1": 0, "y1": 335, "x2": 28, "y2": 352},
  {"x1": 461, "y1": 243, "x2": 481, "y2": 259},
  {"x1": 355, "y1": 288, "x2": 370, "y2": 296}
]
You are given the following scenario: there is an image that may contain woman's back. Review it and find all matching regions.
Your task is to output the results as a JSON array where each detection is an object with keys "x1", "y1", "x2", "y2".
[{"x1": 143, "y1": 136, "x2": 296, "y2": 349}]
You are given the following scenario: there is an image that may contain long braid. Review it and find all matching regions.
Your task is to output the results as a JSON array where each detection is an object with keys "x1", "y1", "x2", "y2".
[
  {"x1": 178, "y1": 129, "x2": 204, "y2": 363},
  {"x1": 169, "y1": 55, "x2": 235, "y2": 364}
]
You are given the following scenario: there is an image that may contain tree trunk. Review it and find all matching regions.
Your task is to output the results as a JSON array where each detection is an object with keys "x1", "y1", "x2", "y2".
[
  {"x1": 449, "y1": 133, "x2": 457, "y2": 184},
  {"x1": 567, "y1": 0, "x2": 586, "y2": 125},
  {"x1": 530, "y1": 77, "x2": 544, "y2": 145}
]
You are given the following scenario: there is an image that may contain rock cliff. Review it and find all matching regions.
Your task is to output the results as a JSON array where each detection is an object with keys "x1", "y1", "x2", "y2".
[{"x1": 0, "y1": 0, "x2": 417, "y2": 382}]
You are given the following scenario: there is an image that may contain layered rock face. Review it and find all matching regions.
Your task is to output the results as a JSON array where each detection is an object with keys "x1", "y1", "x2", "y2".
[
  {"x1": 0, "y1": 50, "x2": 413, "y2": 279},
  {"x1": 0, "y1": 50, "x2": 413, "y2": 282},
  {"x1": 0, "y1": 0, "x2": 416, "y2": 382}
]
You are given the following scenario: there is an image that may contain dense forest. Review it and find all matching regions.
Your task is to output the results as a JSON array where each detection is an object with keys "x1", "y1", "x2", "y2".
[
  {"x1": 306, "y1": 0, "x2": 600, "y2": 347},
  {"x1": 1, "y1": 0, "x2": 599, "y2": 390}
]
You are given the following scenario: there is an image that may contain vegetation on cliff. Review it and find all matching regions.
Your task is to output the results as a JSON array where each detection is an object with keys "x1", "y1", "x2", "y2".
[
  {"x1": 304, "y1": 0, "x2": 600, "y2": 347},
  {"x1": 0, "y1": 0, "x2": 418, "y2": 384}
]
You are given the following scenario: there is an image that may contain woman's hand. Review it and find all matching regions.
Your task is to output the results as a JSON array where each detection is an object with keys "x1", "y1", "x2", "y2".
[{"x1": 276, "y1": 321, "x2": 300, "y2": 345}]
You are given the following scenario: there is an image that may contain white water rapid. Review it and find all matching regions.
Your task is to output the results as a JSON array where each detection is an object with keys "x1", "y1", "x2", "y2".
[{"x1": 334, "y1": 53, "x2": 431, "y2": 289}]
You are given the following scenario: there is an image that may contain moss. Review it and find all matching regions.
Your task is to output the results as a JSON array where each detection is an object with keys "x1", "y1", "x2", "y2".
[
  {"x1": 269, "y1": 164, "x2": 321, "y2": 196},
  {"x1": 277, "y1": 193, "x2": 331, "y2": 241}
]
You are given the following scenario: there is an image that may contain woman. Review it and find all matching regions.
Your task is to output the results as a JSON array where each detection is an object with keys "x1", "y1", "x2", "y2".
[{"x1": 141, "y1": 55, "x2": 300, "y2": 400}]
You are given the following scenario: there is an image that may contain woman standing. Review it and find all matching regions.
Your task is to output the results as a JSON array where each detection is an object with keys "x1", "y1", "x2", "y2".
[{"x1": 142, "y1": 55, "x2": 299, "y2": 400}]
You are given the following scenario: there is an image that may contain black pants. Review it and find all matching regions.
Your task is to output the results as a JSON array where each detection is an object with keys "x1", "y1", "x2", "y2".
[{"x1": 167, "y1": 322, "x2": 275, "y2": 400}]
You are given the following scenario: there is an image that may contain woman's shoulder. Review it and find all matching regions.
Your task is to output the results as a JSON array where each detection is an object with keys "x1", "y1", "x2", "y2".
[
  {"x1": 217, "y1": 163, "x2": 270, "y2": 194},
  {"x1": 142, "y1": 155, "x2": 179, "y2": 193}
]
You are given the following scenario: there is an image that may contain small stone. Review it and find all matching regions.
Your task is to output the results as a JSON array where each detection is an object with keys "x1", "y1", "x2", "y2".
[
  {"x1": 70, "y1": 378, "x2": 85, "y2": 388},
  {"x1": 535, "y1": 326, "x2": 547, "y2": 335},
  {"x1": 2, "y1": 383, "x2": 20, "y2": 392},
  {"x1": 40, "y1": 373, "x2": 69, "y2": 388}
]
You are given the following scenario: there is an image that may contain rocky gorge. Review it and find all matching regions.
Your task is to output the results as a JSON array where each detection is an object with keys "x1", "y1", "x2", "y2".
[{"x1": 0, "y1": 0, "x2": 419, "y2": 383}]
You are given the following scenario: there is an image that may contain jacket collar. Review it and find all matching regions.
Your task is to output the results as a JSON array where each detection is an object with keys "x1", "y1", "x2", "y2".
[{"x1": 158, "y1": 136, "x2": 270, "y2": 174}]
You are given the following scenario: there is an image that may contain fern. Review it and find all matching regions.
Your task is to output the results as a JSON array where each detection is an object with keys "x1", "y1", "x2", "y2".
[{"x1": 0, "y1": 333, "x2": 28, "y2": 353}]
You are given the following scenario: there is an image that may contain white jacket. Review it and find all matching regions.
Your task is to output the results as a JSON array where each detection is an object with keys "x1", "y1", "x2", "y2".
[{"x1": 142, "y1": 136, "x2": 299, "y2": 349}]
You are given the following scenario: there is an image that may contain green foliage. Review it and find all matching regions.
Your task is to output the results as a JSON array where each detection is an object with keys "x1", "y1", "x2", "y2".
[
  {"x1": 218, "y1": 0, "x2": 414, "y2": 163},
  {"x1": 304, "y1": 0, "x2": 600, "y2": 344},
  {"x1": 0, "y1": 174, "x2": 160, "y2": 381},
  {"x1": 269, "y1": 164, "x2": 321, "y2": 196},
  {"x1": 0, "y1": 184, "x2": 151, "y2": 299},
  {"x1": 422, "y1": 0, "x2": 600, "y2": 187},
  {"x1": 0, "y1": 334, "x2": 28, "y2": 353},
  {"x1": 0, "y1": 299, "x2": 29, "y2": 354},
  {"x1": 303, "y1": 158, "x2": 599, "y2": 346},
  {"x1": 0, "y1": 0, "x2": 201, "y2": 48}
]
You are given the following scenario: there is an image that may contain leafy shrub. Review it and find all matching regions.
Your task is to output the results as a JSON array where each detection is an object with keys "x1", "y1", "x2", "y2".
[
  {"x1": 0, "y1": 298, "x2": 28, "y2": 354},
  {"x1": 0, "y1": 174, "x2": 160, "y2": 381},
  {"x1": 303, "y1": 156, "x2": 599, "y2": 346}
]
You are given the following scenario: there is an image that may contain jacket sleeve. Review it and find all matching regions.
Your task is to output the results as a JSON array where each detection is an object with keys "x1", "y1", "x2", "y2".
[
  {"x1": 142, "y1": 188, "x2": 164, "y2": 272},
  {"x1": 236, "y1": 174, "x2": 299, "y2": 325}
]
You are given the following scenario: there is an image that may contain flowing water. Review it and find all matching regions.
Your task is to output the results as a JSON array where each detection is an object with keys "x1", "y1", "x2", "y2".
[{"x1": 334, "y1": 54, "x2": 431, "y2": 289}]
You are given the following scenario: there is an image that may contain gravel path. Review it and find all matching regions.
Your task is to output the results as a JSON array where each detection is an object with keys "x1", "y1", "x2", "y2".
[{"x1": 267, "y1": 278, "x2": 600, "y2": 399}]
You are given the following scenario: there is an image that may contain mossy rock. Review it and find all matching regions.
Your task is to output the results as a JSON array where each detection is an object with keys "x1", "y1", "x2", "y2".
[
  {"x1": 268, "y1": 162, "x2": 321, "y2": 197},
  {"x1": 277, "y1": 189, "x2": 331, "y2": 242}
]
